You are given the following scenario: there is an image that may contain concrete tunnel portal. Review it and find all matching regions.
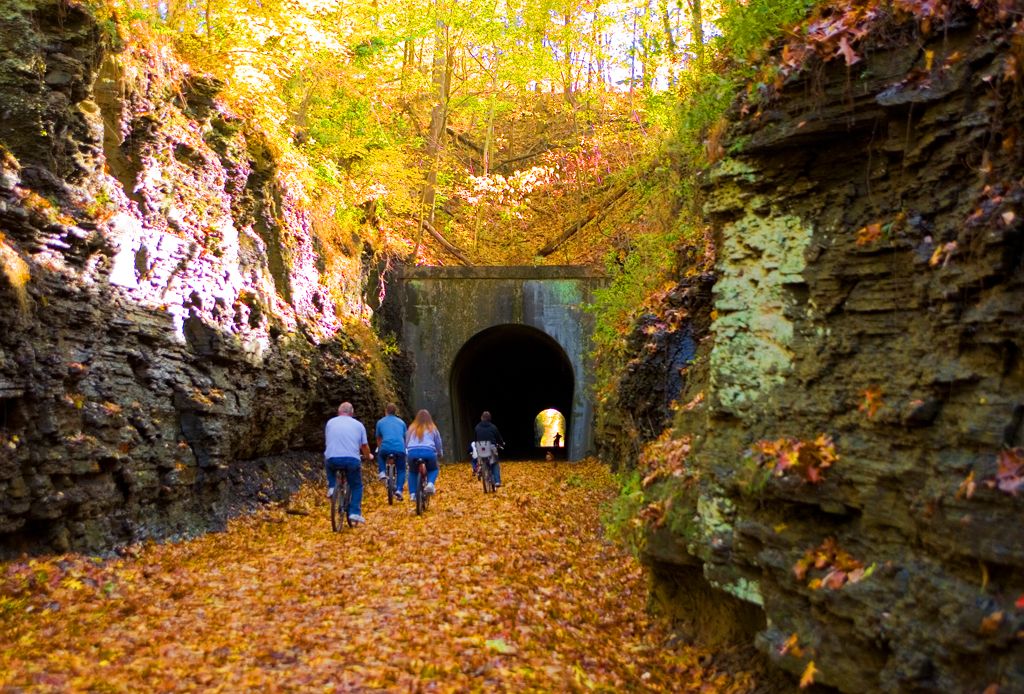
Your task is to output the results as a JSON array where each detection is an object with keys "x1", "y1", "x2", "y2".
[
  {"x1": 393, "y1": 265, "x2": 605, "y2": 461},
  {"x1": 450, "y1": 324, "x2": 574, "y2": 460}
]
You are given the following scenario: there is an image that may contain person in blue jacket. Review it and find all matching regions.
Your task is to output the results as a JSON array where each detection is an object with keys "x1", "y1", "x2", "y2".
[{"x1": 375, "y1": 403, "x2": 408, "y2": 500}]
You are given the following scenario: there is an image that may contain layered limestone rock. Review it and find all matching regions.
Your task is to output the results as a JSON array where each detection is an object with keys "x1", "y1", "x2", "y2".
[
  {"x1": 611, "y1": 7, "x2": 1023, "y2": 692},
  {"x1": 0, "y1": 1, "x2": 396, "y2": 555}
]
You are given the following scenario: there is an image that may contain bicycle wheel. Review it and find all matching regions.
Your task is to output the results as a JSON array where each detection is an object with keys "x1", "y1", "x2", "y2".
[
  {"x1": 331, "y1": 481, "x2": 344, "y2": 532},
  {"x1": 415, "y1": 464, "x2": 426, "y2": 516},
  {"x1": 481, "y1": 457, "x2": 494, "y2": 493},
  {"x1": 386, "y1": 456, "x2": 396, "y2": 505},
  {"x1": 344, "y1": 483, "x2": 354, "y2": 527}
]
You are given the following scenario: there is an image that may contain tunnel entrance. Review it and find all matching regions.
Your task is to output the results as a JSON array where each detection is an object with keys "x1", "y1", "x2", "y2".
[{"x1": 451, "y1": 324, "x2": 574, "y2": 460}]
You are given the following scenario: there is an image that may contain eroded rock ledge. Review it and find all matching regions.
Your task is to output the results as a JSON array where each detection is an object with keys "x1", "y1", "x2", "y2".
[
  {"x1": 0, "y1": 1, "x2": 396, "y2": 556},
  {"x1": 611, "y1": 7, "x2": 1023, "y2": 692}
]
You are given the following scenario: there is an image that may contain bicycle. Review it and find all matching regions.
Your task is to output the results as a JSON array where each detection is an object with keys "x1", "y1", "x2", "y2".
[
  {"x1": 476, "y1": 441, "x2": 498, "y2": 494},
  {"x1": 410, "y1": 455, "x2": 430, "y2": 516},
  {"x1": 384, "y1": 453, "x2": 397, "y2": 505},
  {"x1": 330, "y1": 476, "x2": 353, "y2": 532}
]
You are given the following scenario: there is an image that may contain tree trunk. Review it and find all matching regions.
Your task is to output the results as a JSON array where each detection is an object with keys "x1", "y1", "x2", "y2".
[
  {"x1": 483, "y1": 95, "x2": 496, "y2": 175},
  {"x1": 410, "y1": 13, "x2": 451, "y2": 264},
  {"x1": 688, "y1": 0, "x2": 704, "y2": 70}
]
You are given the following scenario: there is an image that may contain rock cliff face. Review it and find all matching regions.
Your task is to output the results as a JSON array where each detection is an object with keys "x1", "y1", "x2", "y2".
[
  {"x1": 0, "y1": 1, "x2": 396, "y2": 556},
  {"x1": 611, "y1": 7, "x2": 1024, "y2": 692}
]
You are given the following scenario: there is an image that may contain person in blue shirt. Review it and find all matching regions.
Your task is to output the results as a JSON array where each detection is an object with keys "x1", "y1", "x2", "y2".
[
  {"x1": 374, "y1": 403, "x2": 408, "y2": 500},
  {"x1": 324, "y1": 401, "x2": 372, "y2": 524},
  {"x1": 406, "y1": 409, "x2": 443, "y2": 500}
]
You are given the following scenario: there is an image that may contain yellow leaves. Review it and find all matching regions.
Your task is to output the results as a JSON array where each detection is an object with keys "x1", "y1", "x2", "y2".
[
  {"x1": 928, "y1": 241, "x2": 958, "y2": 268},
  {"x1": 799, "y1": 660, "x2": 818, "y2": 688},
  {"x1": 956, "y1": 470, "x2": 977, "y2": 500},
  {"x1": 0, "y1": 460, "x2": 759, "y2": 691},
  {"x1": 62, "y1": 577, "x2": 85, "y2": 591},
  {"x1": 0, "y1": 231, "x2": 30, "y2": 312}
]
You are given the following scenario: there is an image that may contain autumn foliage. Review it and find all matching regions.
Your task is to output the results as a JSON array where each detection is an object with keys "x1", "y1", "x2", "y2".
[
  {"x1": 1, "y1": 461, "x2": 759, "y2": 691},
  {"x1": 751, "y1": 435, "x2": 839, "y2": 484}
]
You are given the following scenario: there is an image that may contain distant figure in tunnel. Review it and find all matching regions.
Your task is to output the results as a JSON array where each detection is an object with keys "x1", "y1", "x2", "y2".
[
  {"x1": 324, "y1": 402, "x2": 372, "y2": 525},
  {"x1": 406, "y1": 409, "x2": 443, "y2": 501},
  {"x1": 553, "y1": 432, "x2": 562, "y2": 448},
  {"x1": 474, "y1": 411, "x2": 505, "y2": 487},
  {"x1": 375, "y1": 403, "x2": 408, "y2": 501}
]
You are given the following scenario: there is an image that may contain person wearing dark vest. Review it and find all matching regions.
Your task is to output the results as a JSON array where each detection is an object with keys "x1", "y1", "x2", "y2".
[{"x1": 474, "y1": 411, "x2": 505, "y2": 487}]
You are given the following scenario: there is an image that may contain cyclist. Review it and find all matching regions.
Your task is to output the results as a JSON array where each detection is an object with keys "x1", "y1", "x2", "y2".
[
  {"x1": 375, "y1": 403, "x2": 408, "y2": 501},
  {"x1": 474, "y1": 411, "x2": 505, "y2": 488},
  {"x1": 406, "y1": 409, "x2": 443, "y2": 501},
  {"x1": 324, "y1": 401, "x2": 372, "y2": 524}
]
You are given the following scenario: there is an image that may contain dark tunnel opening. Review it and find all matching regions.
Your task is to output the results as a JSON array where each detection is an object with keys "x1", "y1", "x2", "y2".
[{"x1": 451, "y1": 324, "x2": 574, "y2": 460}]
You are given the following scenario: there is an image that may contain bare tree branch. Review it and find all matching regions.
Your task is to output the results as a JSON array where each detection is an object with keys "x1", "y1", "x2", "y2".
[
  {"x1": 421, "y1": 219, "x2": 472, "y2": 265},
  {"x1": 536, "y1": 183, "x2": 631, "y2": 257}
]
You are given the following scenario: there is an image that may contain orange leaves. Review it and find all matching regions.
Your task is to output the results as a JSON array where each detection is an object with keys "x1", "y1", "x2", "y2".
[
  {"x1": 0, "y1": 460, "x2": 760, "y2": 692},
  {"x1": 792, "y1": 538, "x2": 872, "y2": 591},
  {"x1": 778, "y1": 632, "x2": 805, "y2": 658},
  {"x1": 835, "y1": 36, "x2": 860, "y2": 66},
  {"x1": 858, "y1": 386, "x2": 884, "y2": 418},
  {"x1": 639, "y1": 430, "x2": 694, "y2": 489},
  {"x1": 855, "y1": 222, "x2": 883, "y2": 246},
  {"x1": 855, "y1": 212, "x2": 906, "y2": 247},
  {"x1": 979, "y1": 610, "x2": 1005, "y2": 635},
  {"x1": 961, "y1": 448, "x2": 1024, "y2": 499},
  {"x1": 991, "y1": 448, "x2": 1024, "y2": 495},
  {"x1": 752, "y1": 434, "x2": 838, "y2": 484}
]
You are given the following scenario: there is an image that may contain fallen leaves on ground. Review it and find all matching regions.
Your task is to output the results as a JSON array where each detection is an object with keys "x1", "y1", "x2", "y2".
[{"x1": 1, "y1": 460, "x2": 758, "y2": 692}]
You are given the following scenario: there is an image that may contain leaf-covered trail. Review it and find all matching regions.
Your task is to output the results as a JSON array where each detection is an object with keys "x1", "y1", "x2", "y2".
[{"x1": 1, "y1": 461, "x2": 757, "y2": 691}]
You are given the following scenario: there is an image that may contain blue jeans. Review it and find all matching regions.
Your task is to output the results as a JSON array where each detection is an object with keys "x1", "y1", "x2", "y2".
[
  {"x1": 325, "y1": 457, "x2": 363, "y2": 516},
  {"x1": 481, "y1": 457, "x2": 501, "y2": 485},
  {"x1": 407, "y1": 448, "x2": 439, "y2": 495},
  {"x1": 378, "y1": 450, "x2": 407, "y2": 494}
]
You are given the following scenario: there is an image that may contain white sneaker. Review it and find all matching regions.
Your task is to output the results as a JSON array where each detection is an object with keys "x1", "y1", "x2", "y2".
[
  {"x1": 409, "y1": 494, "x2": 416, "y2": 502},
  {"x1": 494, "y1": 483, "x2": 501, "y2": 488},
  {"x1": 395, "y1": 492, "x2": 403, "y2": 501},
  {"x1": 348, "y1": 514, "x2": 366, "y2": 525},
  {"x1": 424, "y1": 482, "x2": 435, "y2": 495},
  {"x1": 377, "y1": 472, "x2": 387, "y2": 481},
  {"x1": 326, "y1": 487, "x2": 335, "y2": 498}
]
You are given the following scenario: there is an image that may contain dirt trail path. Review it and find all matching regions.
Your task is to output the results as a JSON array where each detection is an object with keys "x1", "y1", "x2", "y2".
[{"x1": 1, "y1": 461, "x2": 757, "y2": 691}]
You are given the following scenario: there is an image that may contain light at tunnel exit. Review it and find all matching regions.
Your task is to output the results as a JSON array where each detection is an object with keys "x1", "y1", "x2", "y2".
[{"x1": 535, "y1": 409, "x2": 565, "y2": 447}]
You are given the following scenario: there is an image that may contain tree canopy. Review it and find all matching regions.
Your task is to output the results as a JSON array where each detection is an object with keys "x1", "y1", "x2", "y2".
[{"x1": 104, "y1": 0, "x2": 729, "y2": 269}]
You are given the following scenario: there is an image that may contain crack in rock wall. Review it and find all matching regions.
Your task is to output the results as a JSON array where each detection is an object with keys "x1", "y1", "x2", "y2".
[{"x1": 0, "y1": 1, "x2": 397, "y2": 556}]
